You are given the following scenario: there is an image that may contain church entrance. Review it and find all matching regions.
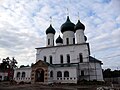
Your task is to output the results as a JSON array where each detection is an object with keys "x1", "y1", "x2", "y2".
[
  {"x1": 35, "y1": 69, "x2": 44, "y2": 82},
  {"x1": 31, "y1": 60, "x2": 48, "y2": 84}
]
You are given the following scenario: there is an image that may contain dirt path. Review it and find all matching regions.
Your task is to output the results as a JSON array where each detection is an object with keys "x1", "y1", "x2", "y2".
[
  {"x1": 0, "y1": 82, "x2": 96, "y2": 90},
  {"x1": 0, "y1": 82, "x2": 120, "y2": 90}
]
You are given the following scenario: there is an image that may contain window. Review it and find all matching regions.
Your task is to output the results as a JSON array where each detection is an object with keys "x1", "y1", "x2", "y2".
[
  {"x1": 67, "y1": 54, "x2": 70, "y2": 63},
  {"x1": 0, "y1": 76, "x2": 2, "y2": 79},
  {"x1": 66, "y1": 38, "x2": 69, "y2": 45},
  {"x1": 60, "y1": 55, "x2": 63, "y2": 64},
  {"x1": 16, "y1": 72, "x2": 20, "y2": 78},
  {"x1": 64, "y1": 71, "x2": 69, "y2": 77},
  {"x1": 79, "y1": 53, "x2": 83, "y2": 63},
  {"x1": 57, "y1": 71, "x2": 62, "y2": 77},
  {"x1": 44, "y1": 56, "x2": 46, "y2": 62},
  {"x1": 21, "y1": 72, "x2": 25, "y2": 77},
  {"x1": 50, "y1": 71, "x2": 53, "y2": 77},
  {"x1": 53, "y1": 40, "x2": 54, "y2": 46},
  {"x1": 50, "y1": 56, "x2": 52, "y2": 64},
  {"x1": 73, "y1": 38, "x2": 75, "y2": 44},
  {"x1": 4, "y1": 76, "x2": 8, "y2": 81},
  {"x1": 48, "y1": 39, "x2": 50, "y2": 45},
  {"x1": 81, "y1": 70, "x2": 84, "y2": 76}
]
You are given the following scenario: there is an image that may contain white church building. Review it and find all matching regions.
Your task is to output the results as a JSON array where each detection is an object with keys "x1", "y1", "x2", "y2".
[{"x1": 13, "y1": 16, "x2": 103, "y2": 84}]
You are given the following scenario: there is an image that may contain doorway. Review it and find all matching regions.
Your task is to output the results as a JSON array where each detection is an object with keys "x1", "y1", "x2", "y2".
[{"x1": 35, "y1": 69, "x2": 44, "y2": 82}]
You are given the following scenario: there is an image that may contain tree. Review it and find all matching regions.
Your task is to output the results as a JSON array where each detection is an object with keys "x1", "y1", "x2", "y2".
[
  {"x1": 103, "y1": 68, "x2": 112, "y2": 78},
  {"x1": 103, "y1": 68, "x2": 120, "y2": 78},
  {"x1": 20, "y1": 65, "x2": 29, "y2": 68},
  {"x1": 9, "y1": 57, "x2": 18, "y2": 69},
  {"x1": 0, "y1": 57, "x2": 18, "y2": 70}
]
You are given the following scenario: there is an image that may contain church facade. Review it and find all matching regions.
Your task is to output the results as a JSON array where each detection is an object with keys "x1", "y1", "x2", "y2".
[{"x1": 13, "y1": 16, "x2": 103, "y2": 84}]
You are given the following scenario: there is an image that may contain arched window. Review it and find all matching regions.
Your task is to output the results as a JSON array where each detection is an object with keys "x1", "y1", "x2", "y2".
[
  {"x1": 16, "y1": 72, "x2": 20, "y2": 78},
  {"x1": 50, "y1": 56, "x2": 52, "y2": 64},
  {"x1": 66, "y1": 38, "x2": 69, "y2": 45},
  {"x1": 79, "y1": 53, "x2": 83, "y2": 63},
  {"x1": 48, "y1": 39, "x2": 50, "y2": 45},
  {"x1": 60, "y1": 55, "x2": 63, "y2": 64},
  {"x1": 21, "y1": 72, "x2": 26, "y2": 77},
  {"x1": 57, "y1": 71, "x2": 62, "y2": 77},
  {"x1": 67, "y1": 54, "x2": 70, "y2": 63},
  {"x1": 64, "y1": 71, "x2": 69, "y2": 77},
  {"x1": 44, "y1": 56, "x2": 46, "y2": 62},
  {"x1": 50, "y1": 71, "x2": 53, "y2": 77},
  {"x1": 81, "y1": 70, "x2": 84, "y2": 76}
]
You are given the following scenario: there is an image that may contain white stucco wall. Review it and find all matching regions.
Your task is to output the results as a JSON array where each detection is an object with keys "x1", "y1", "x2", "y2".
[
  {"x1": 76, "y1": 30, "x2": 85, "y2": 44},
  {"x1": 46, "y1": 33, "x2": 55, "y2": 47},
  {"x1": 0, "y1": 72, "x2": 8, "y2": 81},
  {"x1": 63, "y1": 31, "x2": 75, "y2": 45},
  {"x1": 78, "y1": 62, "x2": 103, "y2": 81},
  {"x1": 47, "y1": 67, "x2": 55, "y2": 83},
  {"x1": 13, "y1": 67, "x2": 31, "y2": 83},
  {"x1": 36, "y1": 44, "x2": 89, "y2": 64},
  {"x1": 47, "y1": 66, "x2": 78, "y2": 83}
]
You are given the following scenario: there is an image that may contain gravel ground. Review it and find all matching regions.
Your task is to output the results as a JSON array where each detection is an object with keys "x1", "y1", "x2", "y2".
[{"x1": 0, "y1": 82, "x2": 120, "y2": 90}]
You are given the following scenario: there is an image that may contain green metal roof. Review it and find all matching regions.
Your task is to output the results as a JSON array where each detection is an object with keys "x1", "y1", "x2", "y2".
[
  {"x1": 74, "y1": 20, "x2": 85, "y2": 31},
  {"x1": 46, "y1": 24, "x2": 56, "y2": 34},
  {"x1": 61, "y1": 16, "x2": 75, "y2": 33},
  {"x1": 56, "y1": 35, "x2": 63, "y2": 43}
]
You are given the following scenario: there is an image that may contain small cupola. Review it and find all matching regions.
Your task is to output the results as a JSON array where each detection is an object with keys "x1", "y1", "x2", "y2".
[
  {"x1": 46, "y1": 24, "x2": 56, "y2": 34},
  {"x1": 61, "y1": 16, "x2": 75, "y2": 33},
  {"x1": 56, "y1": 35, "x2": 63, "y2": 44},
  {"x1": 74, "y1": 20, "x2": 85, "y2": 31}
]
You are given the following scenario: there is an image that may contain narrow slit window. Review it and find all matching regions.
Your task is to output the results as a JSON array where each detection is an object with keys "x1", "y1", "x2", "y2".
[
  {"x1": 48, "y1": 39, "x2": 50, "y2": 45},
  {"x1": 50, "y1": 56, "x2": 52, "y2": 64},
  {"x1": 79, "y1": 53, "x2": 83, "y2": 63},
  {"x1": 67, "y1": 54, "x2": 70, "y2": 63},
  {"x1": 66, "y1": 38, "x2": 69, "y2": 45},
  {"x1": 44, "y1": 56, "x2": 46, "y2": 62},
  {"x1": 60, "y1": 55, "x2": 63, "y2": 64}
]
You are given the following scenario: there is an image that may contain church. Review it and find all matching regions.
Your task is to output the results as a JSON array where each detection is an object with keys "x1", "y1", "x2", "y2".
[{"x1": 13, "y1": 16, "x2": 103, "y2": 84}]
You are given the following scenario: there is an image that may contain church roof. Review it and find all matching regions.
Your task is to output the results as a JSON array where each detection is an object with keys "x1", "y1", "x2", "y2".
[
  {"x1": 74, "y1": 20, "x2": 85, "y2": 31},
  {"x1": 89, "y1": 56, "x2": 103, "y2": 64},
  {"x1": 61, "y1": 16, "x2": 75, "y2": 33},
  {"x1": 56, "y1": 35, "x2": 63, "y2": 43},
  {"x1": 46, "y1": 24, "x2": 56, "y2": 34}
]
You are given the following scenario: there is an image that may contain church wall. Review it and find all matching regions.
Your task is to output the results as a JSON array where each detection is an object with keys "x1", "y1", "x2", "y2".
[
  {"x1": 78, "y1": 62, "x2": 103, "y2": 81},
  {"x1": 54, "y1": 66, "x2": 78, "y2": 83},
  {"x1": 62, "y1": 31, "x2": 75, "y2": 45},
  {"x1": 46, "y1": 66, "x2": 78, "y2": 84},
  {"x1": 36, "y1": 44, "x2": 89, "y2": 64},
  {"x1": 87, "y1": 62, "x2": 103, "y2": 81},
  {"x1": 0, "y1": 72, "x2": 8, "y2": 81},
  {"x1": 76, "y1": 30, "x2": 85, "y2": 44},
  {"x1": 46, "y1": 33, "x2": 54, "y2": 47},
  {"x1": 13, "y1": 67, "x2": 31, "y2": 83},
  {"x1": 47, "y1": 67, "x2": 55, "y2": 84}
]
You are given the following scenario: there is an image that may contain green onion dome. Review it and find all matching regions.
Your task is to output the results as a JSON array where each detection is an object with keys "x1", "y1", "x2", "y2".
[
  {"x1": 46, "y1": 24, "x2": 56, "y2": 34},
  {"x1": 74, "y1": 20, "x2": 85, "y2": 31},
  {"x1": 61, "y1": 16, "x2": 75, "y2": 33},
  {"x1": 56, "y1": 35, "x2": 63, "y2": 43}
]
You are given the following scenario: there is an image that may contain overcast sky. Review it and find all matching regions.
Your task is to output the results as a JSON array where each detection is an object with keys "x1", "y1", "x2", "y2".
[{"x1": 0, "y1": 0, "x2": 120, "y2": 70}]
